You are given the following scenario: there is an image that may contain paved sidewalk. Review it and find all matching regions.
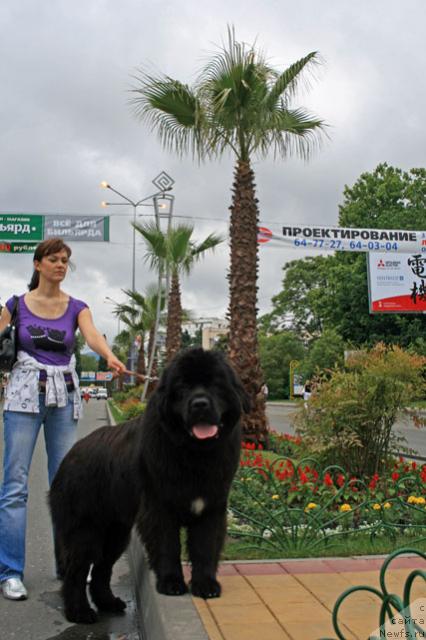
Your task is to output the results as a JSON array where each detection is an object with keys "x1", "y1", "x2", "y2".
[
  {"x1": 189, "y1": 556, "x2": 426, "y2": 640},
  {"x1": 0, "y1": 400, "x2": 140, "y2": 640}
]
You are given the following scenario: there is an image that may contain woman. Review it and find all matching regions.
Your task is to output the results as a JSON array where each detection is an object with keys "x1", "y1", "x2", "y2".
[{"x1": 0, "y1": 238, "x2": 126, "y2": 600}]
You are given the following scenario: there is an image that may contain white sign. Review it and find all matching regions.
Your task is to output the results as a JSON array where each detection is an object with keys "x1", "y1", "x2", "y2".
[
  {"x1": 260, "y1": 225, "x2": 426, "y2": 254},
  {"x1": 367, "y1": 252, "x2": 426, "y2": 313}
]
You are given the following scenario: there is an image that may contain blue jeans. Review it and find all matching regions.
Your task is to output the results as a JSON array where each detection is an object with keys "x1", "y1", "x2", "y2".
[{"x1": 0, "y1": 394, "x2": 77, "y2": 581}]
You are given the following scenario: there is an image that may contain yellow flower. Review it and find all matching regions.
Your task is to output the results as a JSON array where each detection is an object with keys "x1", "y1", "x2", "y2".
[
  {"x1": 383, "y1": 502, "x2": 392, "y2": 509},
  {"x1": 271, "y1": 494, "x2": 280, "y2": 500},
  {"x1": 340, "y1": 503, "x2": 352, "y2": 512},
  {"x1": 407, "y1": 495, "x2": 418, "y2": 504},
  {"x1": 416, "y1": 496, "x2": 426, "y2": 505},
  {"x1": 372, "y1": 503, "x2": 381, "y2": 510},
  {"x1": 304, "y1": 502, "x2": 317, "y2": 513}
]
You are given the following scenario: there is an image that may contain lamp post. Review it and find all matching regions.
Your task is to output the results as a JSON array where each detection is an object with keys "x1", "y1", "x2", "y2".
[
  {"x1": 104, "y1": 296, "x2": 121, "y2": 335},
  {"x1": 100, "y1": 174, "x2": 175, "y2": 380}
]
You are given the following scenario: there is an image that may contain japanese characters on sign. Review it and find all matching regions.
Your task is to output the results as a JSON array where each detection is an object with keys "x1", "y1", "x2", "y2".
[{"x1": 368, "y1": 252, "x2": 426, "y2": 313}]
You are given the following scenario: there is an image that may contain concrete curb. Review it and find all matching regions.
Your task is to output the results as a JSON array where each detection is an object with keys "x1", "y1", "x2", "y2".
[{"x1": 106, "y1": 401, "x2": 208, "y2": 640}]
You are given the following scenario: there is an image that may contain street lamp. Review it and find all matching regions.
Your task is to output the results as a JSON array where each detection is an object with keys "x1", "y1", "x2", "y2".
[
  {"x1": 100, "y1": 177, "x2": 174, "y2": 294},
  {"x1": 104, "y1": 296, "x2": 121, "y2": 335},
  {"x1": 100, "y1": 174, "x2": 175, "y2": 381}
]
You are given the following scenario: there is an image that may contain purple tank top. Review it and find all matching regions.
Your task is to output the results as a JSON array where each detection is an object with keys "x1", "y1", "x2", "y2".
[{"x1": 6, "y1": 294, "x2": 88, "y2": 366}]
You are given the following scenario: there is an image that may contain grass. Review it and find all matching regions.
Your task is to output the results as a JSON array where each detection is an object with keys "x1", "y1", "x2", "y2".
[
  {"x1": 222, "y1": 532, "x2": 426, "y2": 560},
  {"x1": 107, "y1": 400, "x2": 124, "y2": 424}
]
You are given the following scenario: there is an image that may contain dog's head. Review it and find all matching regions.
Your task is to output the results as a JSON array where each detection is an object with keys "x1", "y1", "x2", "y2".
[{"x1": 153, "y1": 347, "x2": 250, "y2": 446}]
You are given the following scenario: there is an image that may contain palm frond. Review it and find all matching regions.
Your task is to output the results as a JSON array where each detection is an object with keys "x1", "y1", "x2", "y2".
[
  {"x1": 265, "y1": 52, "x2": 321, "y2": 108},
  {"x1": 191, "y1": 233, "x2": 224, "y2": 259},
  {"x1": 130, "y1": 71, "x2": 207, "y2": 159},
  {"x1": 256, "y1": 108, "x2": 327, "y2": 160}
]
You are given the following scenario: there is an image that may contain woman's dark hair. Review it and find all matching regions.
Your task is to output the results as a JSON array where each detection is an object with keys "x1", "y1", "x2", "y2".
[{"x1": 28, "y1": 238, "x2": 72, "y2": 291}]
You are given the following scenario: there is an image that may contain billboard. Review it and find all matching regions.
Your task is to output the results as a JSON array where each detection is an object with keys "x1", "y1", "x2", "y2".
[
  {"x1": 367, "y1": 252, "x2": 426, "y2": 313},
  {"x1": 80, "y1": 371, "x2": 97, "y2": 380},
  {"x1": 259, "y1": 225, "x2": 426, "y2": 254},
  {"x1": 96, "y1": 372, "x2": 113, "y2": 381},
  {"x1": 0, "y1": 214, "x2": 110, "y2": 243}
]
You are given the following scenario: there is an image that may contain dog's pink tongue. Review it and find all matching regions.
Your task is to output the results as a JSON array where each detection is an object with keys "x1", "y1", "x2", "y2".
[{"x1": 192, "y1": 424, "x2": 219, "y2": 440}]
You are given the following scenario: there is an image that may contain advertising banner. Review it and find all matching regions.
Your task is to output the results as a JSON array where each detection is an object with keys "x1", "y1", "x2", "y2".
[
  {"x1": 80, "y1": 371, "x2": 97, "y2": 380},
  {"x1": 367, "y1": 252, "x2": 426, "y2": 313},
  {"x1": 0, "y1": 215, "x2": 44, "y2": 241},
  {"x1": 0, "y1": 214, "x2": 110, "y2": 243},
  {"x1": 258, "y1": 225, "x2": 426, "y2": 254},
  {"x1": 96, "y1": 372, "x2": 113, "y2": 381},
  {"x1": 0, "y1": 242, "x2": 38, "y2": 253},
  {"x1": 44, "y1": 215, "x2": 109, "y2": 242}
]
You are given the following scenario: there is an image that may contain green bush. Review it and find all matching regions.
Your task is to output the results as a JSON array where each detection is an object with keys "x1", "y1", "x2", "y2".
[
  {"x1": 112, "y1": 384, "x2": 144, "y2": 404},
  {"x1": 121, "y1": 401, "x2": 146, "y2": 421},
  {"x1": 294, "y1": 344, "x2": 426, "y2": 477}
]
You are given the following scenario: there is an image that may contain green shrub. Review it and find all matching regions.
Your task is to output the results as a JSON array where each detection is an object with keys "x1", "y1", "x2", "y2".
[
  {"x1": 112, "y1": 384, "x2": 144, "y2": 404},
  {"x1": 121, "y1": 401, "x2": 146, "y2": 420},
  {"x1": 294, "y1": 343, "x2": 426, "y2": 477}
]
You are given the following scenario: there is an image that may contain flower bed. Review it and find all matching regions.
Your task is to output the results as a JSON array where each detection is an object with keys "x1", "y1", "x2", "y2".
[{"x1": 228, "y1": 439, "x2": 426, "y2": 556}]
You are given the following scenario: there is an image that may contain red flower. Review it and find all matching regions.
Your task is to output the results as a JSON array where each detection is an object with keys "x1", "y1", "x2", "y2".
[
  {"x1": 337, "y1": 474, "x2": 345, "y2": 488},
  {"x1": 391, "y1": 472, "x2": 400, "y2": 482},
  {"x1": 324, "y1": 473, "x2": 334, "y2": 487},
  {"x1": 412, "y1": 461, "x2": 417, "y2": 471},
  {"x1": 299, "y1": 471, "x2": 308, "y2": 484}
]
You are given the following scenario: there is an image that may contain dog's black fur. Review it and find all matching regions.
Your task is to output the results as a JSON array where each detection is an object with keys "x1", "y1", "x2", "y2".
[{"x1": 49, "y1": 347, "x2": 249, "y2": 624}]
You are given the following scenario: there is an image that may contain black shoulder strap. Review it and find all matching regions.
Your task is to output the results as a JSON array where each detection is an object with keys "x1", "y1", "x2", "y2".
[{"x1": 9, "y1": 295, "x2": 19, "y2": 325}]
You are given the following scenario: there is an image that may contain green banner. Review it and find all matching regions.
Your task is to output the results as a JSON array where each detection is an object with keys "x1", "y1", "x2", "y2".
[
  {"x1": 0, "y1": 242, "x2": 38, "y2": 253},
  {"x1": 0, "y1": 215, "x2": 44, "y2": 241}
]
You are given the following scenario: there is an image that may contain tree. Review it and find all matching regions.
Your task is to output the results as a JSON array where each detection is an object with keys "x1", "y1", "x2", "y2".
[
  {"x1": 131, "y1": 27, "x2": 325, "y2": 441},
  {"x1": 80, "y1": 354, "x2": 99, "y2": 372},
  {"x1": 134, "y1": 222, "x2": 222, "y2": 363},
  {"x1": 300, "y1": 329, "x2": 345, "y2": 381},
  {"x1": 114, "y1": 285, "x2": 166, "y2": 385},
  {"x1": 259, "y1": 331, "x2": 305, "y2": 399},
  {"x1": 261, "y1": 255, "x2": 330, "y2": 340}
]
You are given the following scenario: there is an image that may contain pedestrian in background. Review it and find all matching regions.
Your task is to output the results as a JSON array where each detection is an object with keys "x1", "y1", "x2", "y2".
[{"x1": 0, "y1": 238, "x2": 126, "y2": 601}]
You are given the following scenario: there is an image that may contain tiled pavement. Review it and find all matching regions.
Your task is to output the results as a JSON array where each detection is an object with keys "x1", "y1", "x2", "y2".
[{"x1": 187, "y1": 556, "x2": 426, "y2": 640}]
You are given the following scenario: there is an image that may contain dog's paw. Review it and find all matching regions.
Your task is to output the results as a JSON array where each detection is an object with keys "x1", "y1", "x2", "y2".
[
  {"x1": 95, "y1": 596, "x2": 127, "y2": 613},
  {"x1": 65, "y1": 606, "x2": 98, "y2": 624},
  {"x1": 190, "y1": 577, "x2": 221, "y2": 599},
  {"x1": 156, "y1": 575, "x2": 188, "y2": 596}
]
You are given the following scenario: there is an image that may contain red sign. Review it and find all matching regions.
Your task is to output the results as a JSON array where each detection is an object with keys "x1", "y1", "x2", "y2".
[
  {"x1": 257, "y1": 226, "x2": 273, "y2": 244},
  {"x1": 96, "y1": 372, "x2": 113, "y2": 381}
]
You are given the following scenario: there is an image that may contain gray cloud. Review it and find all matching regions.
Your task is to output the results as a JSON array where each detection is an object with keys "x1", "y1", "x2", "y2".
[{"x1": 1, "y1": 0, "x2": 425, "y2": 341}]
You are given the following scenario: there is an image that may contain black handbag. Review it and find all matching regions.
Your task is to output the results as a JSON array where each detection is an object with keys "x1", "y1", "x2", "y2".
[{"x1": 0, "y1": 296, "x2": 19, "y2": 372}]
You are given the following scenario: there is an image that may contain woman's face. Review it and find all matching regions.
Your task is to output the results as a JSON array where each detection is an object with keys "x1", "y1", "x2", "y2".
[{"x1": 35, "y1": 249, "x2": 70, "y2": 284}]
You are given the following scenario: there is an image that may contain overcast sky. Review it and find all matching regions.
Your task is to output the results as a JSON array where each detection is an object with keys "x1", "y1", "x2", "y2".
[{"x1": 1, "y1": 0, "x2": 426, "y2": 342}]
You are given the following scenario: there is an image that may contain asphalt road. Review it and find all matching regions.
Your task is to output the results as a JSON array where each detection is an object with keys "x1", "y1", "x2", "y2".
[
  {"x1": 0, "y1": 399, "x2": 140, "y2": 640},
  {"x1": 266, "y1": 403, "x2": 426, "y2": 459}
]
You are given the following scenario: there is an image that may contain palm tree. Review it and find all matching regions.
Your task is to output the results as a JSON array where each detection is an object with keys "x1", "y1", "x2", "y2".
[
  {"x1": 134, "y1": 222, "x2": 223, "y2": 363},
  {"x1": 131, "y1": 27, "x2": 326, "y2": 441},
  {"x1": 114, "y1": 286, "x2": 166, "y2": 380},
  {"x1": 113, "y1": 290, "x2": 148, "y2": 376}
]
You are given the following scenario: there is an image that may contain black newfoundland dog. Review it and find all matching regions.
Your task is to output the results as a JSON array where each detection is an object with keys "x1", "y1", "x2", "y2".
[{"x1": 49, "y1": 347, "x2": 250, "y2": 624}]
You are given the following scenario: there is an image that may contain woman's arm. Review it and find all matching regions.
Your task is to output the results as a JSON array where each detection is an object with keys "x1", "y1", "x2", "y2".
[
  {"x1": 0, "y1": 305, "x2": 12, "y2": 333},
  {"x1": 77, "y1": 307, "x2": 126, "y2": 373}
]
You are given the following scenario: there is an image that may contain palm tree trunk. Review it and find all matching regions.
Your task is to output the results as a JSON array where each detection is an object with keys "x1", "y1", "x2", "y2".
[
  {"x1": 166, "y1": 271, "x2": 182, "y2": 364},
  {"x1": 228, "y1": 159, "x2": 268, "y2": 443}
]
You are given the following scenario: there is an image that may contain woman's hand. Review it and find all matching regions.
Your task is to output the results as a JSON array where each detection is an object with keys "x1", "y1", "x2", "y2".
[{"x1": 106, "y1": 354, "x2": 126, "y2": 374}]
